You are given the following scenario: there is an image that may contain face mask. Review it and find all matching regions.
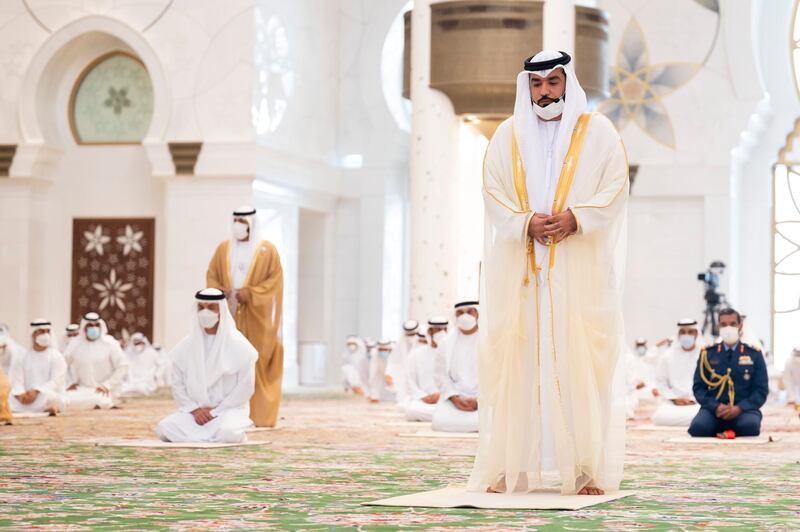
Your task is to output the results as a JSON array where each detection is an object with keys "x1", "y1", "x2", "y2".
[
  {"x1": 198, "y1": 309, "x2": 220, "y2": 329},
  {"x1": 533, "y1": 97, "x2": 565, "y2": 120},
  {"x1": 232, "y1": 221, "x2": 249, "y2": 241},
  {"x1": 86, "y1": 326, "x2": 101, "y2": 341},
  {"x1": 431, "y1": 331, "x2": 447, "y2": 347},
  {"x1": 720, "y1": 326, "x2": 739, "y2": 345},
  {"x1": 347, "y1": 344, "x2": 357, "y2": 352},
  {"x1": 635, "y1": 346, "x2": 647, "y2": 357},
  {"x1": 678, "y1": 334, "x2": 696, "y2": 350},
  {"x1": 134, "y1": 343, "x2": 145, "y2": 353},
  {"x1": 456, "y1": 313, "x2": 478, "y2": 331},
  {"x1": 35, "y1": 333, "x2": 51, "y2": 348}
]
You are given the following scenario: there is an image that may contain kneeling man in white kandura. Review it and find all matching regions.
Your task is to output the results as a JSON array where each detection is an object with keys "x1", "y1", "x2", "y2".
[
  {"x1": 404, "y1": 317, "x2": 448, "y2": 422},
  {"x1": 652, "y1": 318, "x2": 702, "y2": 426},
  {"x1": 64, "y1": 312, "x2": 128, "y2": 409},
  {"x1": 432, "y1": 301, "x2": 480, "y2": 432},
  {"x1": 156, "y1": 288, "x2": 257, "y2": 443},
  {"x1": 9, "y1": 320, "x2": 67, "y2": 415}
]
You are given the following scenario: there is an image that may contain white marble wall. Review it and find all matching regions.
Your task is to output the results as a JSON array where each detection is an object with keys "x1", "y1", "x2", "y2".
[
  {"x1": 599, "y1": 0, "x2": 764, "y2": 346},
  {"x1": 0, "y1": 0, "x2": 412, "y2": 389}
]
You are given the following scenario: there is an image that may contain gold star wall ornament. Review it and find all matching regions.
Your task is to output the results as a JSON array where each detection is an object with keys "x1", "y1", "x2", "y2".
[{"x1": 599, "y1": 18, "x2": 701, "y2": 149}]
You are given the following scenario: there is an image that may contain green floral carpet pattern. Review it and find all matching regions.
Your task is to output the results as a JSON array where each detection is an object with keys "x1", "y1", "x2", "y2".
[{"x1": 1, "y1": 395, "x2": 798, "y2": 530}]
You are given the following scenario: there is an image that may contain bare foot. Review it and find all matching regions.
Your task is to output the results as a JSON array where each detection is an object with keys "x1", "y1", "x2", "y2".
[
  {"x1": 47, "y1": 408, "x2": 58, "y2": 417},
  {"x1": 486, "y1": 487, "x2": 501, "y2": 493},
  {"x1": 578, "y1": 486, "x2": 604, "y2": 495}
]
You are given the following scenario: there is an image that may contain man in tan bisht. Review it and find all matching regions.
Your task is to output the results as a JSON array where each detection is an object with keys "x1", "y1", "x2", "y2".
[
  {"x1": 0, "y1": 366, "x2": 12, "y2": 425},
  {"x1": 468, "y1": 50, "x2": 629, "y2": 496},
  {"x1": 207, "y1": 206, "x2": 284, "y2": 427}
]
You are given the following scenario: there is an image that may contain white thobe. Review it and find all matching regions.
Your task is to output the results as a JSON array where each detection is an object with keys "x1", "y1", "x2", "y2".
[
  {"x1": 368, "y1": 351, "x2": 391, "y2": 401},
  {"x1": 9, "y1": 348, "x2": 67, "y2": 413},
  {"x1": 156, "y1": 334, "x2": 256, "y2": 443},
  {"x1": 404, "y1": 345, "x2": 440, "y2": 422},
  {"x1": 65, "y1": 337, "x2": 128, "y2": 409},
  {"x1": 342, "y1": 347, "x2": 368, "y2": 392},
  {"x1": 387, "y1": 337, "x2": 415, "y2": 407},
  {"x1": 652, "y1": 344, "x2": 701, "y2": 426},
  {"x1": 432, "y1": 332, "x2": 479, "y2": 432},
  {"x1": 121, "y1": 346, "x2": 158, "y2": 396},
  {"x1": 228, "y1": 240, "x2": 255, "y2": 314}
]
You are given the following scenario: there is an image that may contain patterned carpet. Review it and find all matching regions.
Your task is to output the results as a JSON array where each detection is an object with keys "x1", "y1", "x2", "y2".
[{"x1": 0, "y1": 393, "x2": 798, "y2": 530}]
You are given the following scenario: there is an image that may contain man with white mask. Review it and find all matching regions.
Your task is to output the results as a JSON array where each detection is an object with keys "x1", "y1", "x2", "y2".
[
  {"x1": 688, "y1": 308, "x2": 768, "y2": 437},
  {"x1": 471, "y1": 50, "x2": 629, "y2": 496},
  {"x1": 59, "y1": 324, "x2": 80, "y2": 353},
  {"x1": 386, "y1": 320, "x2": 419, "y2": 410},
  {"x1": 652, "y1": 319, "x2": 702, "y2": 426},
  {"x1": 156, "y1": 288, "x2": 257, "y2": 443},
  {"x1": 368, "y1": 340, "x2": 394, "y2": 403},
  {"x1": 432, "y1": 302, "x2": 480, "y2": 433},
  {"x1": 121, "y1": 332, "x2": 158, "y2": 396},
  {"x1": 404, "y1": 317, "x2": 448, "y2": 422},
  {"x1": 9, "y1": 320, "x2": 67, "y2": 415},
  {"x1": 64, "y1": 312, "x2": 129, "y2": 409},
  {"x1": 207, "y1": 206, "x2": 284, "y2": 427},
  {"x1": 341, "y1": 336, "x2": 368, "y2": 395}
]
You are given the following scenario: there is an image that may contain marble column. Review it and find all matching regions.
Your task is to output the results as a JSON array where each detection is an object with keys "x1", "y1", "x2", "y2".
[
  {"x1": 408, "y1": 0, "x2": 460, "y2": 322},
  {"x1": 544, "y1": 0, "x2": 575, "y2": 53}
]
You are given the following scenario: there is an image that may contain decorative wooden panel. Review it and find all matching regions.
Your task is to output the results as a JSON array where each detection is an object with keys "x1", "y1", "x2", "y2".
[{"x1": 71, "y1": 218, "x2": 155, "y2": 341}]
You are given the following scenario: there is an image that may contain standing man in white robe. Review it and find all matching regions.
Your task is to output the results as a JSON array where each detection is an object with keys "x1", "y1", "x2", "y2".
[
  {"x1": 652, "y1": 319, "x2": 702, "y2": 426},
  {"x1": 404, "y1": 317, "x2": 448, "y2": 422},
  {"x1": 121, "y1": 332, "x2": 158, "y2": 396},
  {"x1": 9, "y1": 320, "x2": 67, "y2": 415},
  {"x1": 470, "y1": 50, "x2": 629, "y2": 496},
  {"x1": 64, "y1": 312, "x2": 128, "y2": 409},
  {"x1": 341, "y1": 336, "x2": 368, "y2": 395},
  {"x1": 156, "y1": 288, "x2": 257, "y2": 443},
  {"x1": 432, "y1": 301, "x2": 480, "y2": 433},
  {"x1": 386, "y1": 320, "x2": 419, "y2": 409},
  {"x1": 59, "y1": 324, "x2": 80, "y2": 353}
]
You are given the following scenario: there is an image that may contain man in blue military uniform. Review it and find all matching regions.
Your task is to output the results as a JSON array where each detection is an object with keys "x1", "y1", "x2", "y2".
[{"x1": 688, "y1": 308, "x2": 768, "y2": 437}]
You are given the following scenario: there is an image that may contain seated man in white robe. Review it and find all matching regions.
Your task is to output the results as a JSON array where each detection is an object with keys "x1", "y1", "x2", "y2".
[
  {"x1": 652, "y1": 319, "x2": 702, "y2": 426},
  {"x1": 156, "y1": 288, "x2": 257, "y2": 443},
  {"x1": 64, "y1": 312, "x2": 129, "y2": 409},
  {"x1": 59, "y1": 324, "x2": 80, "y2": 353},
  {"x1": 121, "y1": 332, "x2": 158, "y2": 396},
  {"x1": 368, "y1": 340, "x2": 394, "y2": 403},
  {"x1": 9, "y1": 320, "x2": 67, "y2": 415},
  {"x1": 432, "y1": 301, "x2": 479, "y2": 432},
  {"x1": 341, "y1": 336, "x2": 368, "y2": 395},
  {"x1": 404, "y1": 317, "x2": 448, "y2": 422},
  {"x1": 386, "y1": 320, "x2": 419, "y2": 410}
]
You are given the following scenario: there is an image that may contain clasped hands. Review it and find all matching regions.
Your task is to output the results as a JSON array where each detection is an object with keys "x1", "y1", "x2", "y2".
[
  {"x1": 450, "y1": 395, "x2": 478, "y2": 412},
  {"x1": 528, "y1": 211, "x2": 578, "y2": 246},
  {"x1": 222, "y1": 288, "x2": 250, "y2": 304},
  {"x1": 715, "y1": 403, "x2": 742, "y2": 420},
  {"x1": 191, "y1": 407, "x2": 216, "y2": 426},
  {"x1": 14, "y1": 389, "x2": 40, "y2": 405}
]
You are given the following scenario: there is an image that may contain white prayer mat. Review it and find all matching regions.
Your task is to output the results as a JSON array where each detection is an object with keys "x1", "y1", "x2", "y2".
[
  {"x1": 246, "y1": 426, "x2": 281, "y2": 433},
  {"x1": 399, "y1": 430, "x2": 479, "y2": 439},
  {"x1": 383, "y1": 421, "x2": 428, "y2": 428},
  {"x1": 630, "y1": 424, "x2": 687, "y2": 431},
  {"x1": 365, "y1": 486, "x2": 636, "y2": 510},
  {"x1": 88, "y1": 438, "x2": 273, "y2": 449},
  {"x1": 11, "y1": 412, "x2": 50, "y2": 419},
  {"x1": 664, "y1": 435, "x2": 778, "y2": 445}
]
